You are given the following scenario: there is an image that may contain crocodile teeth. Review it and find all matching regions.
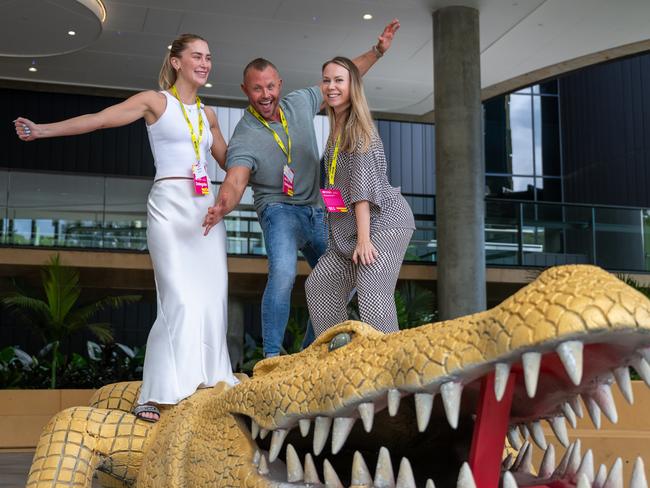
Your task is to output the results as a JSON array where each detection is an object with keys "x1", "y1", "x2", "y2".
[
  {"x1": 593, "y1": 384, "x2": 618, "y2": 423},
  {"x1": 269, "y1": 428, "x2": 288, "y2": 463},
  {"x1": 299, "y1": 418, "x2": 311, "y2": 437},
  {"x1": 604, "y1": 458, "x2": 623, "y2": 488},
  {"x1": 258, "y1": 454, "x2": 269, "y2": 475},
  {"x1": 566, "y1": 439, "x2": 582, "y2": 478},
  {"x1": 522, "y1": 351, "x2": 541, "y2": 397},
  {"x1": 494, "y1": 362, "x2": 511, "y2": 401},
  {"x1": 375, "y1": 447, "x2": 396, "y2": 487},
  {"x1": 351, "y1": 451, "x2": 373, "y2": 485},
  {"x1": 503, "y1": 471, "x2": 518, "y2": 488},
  {"x1": 519, "y1": 441, "x2": 533, "y2": 473},
  {"x1": 415, "y1": 392, "x2": 435, "y2": 432},
  {"x1": 358, "y1": 402, "x2": 375, "y2": 432},
  {"x1": 519, "y1": 424, "x2": 530, "y2": 439},
  {"x1": 388, "y1": 389, "x2": 401, "y2": 416},
  {"x1": 512, "y1": 441, "x2": 530, "y2": 471},
  {"x1": 638, "y1": 347, "x2": 650, "y2": 363},
  {"x1": 502, "y1": 454, "x2": 514, "y2": 470},
  {"x1": 570, "y1": 395, "x2": 585, "y2": 418},
  {"x1": 549, "y1": 416, "x2": 570, "y2": 447},
  {"x1": 562, "y1": 402, "x2": 578, "y2": 428},
  {"x1": 285, "y1": 444, "x2": 303, "y2": 482},
  {"x1": 630, "y1": 457, "x2": 648, "y2": 488},
  {"x1": 576, "y1": 449, "x2": 594, "y2": 483},
  {"x1": 252, "y1": 449, "x2": 261, "y2": 466},
  {"x1": 529, "y1": 421, "x2": 547, "y2": 449},
  {"x1": 583, "y1": 395, "x2": 602, "y2": 429},
  {"x1": 539, "y1": 444, "x2": 556, "y2": 478},
  {"x1": 594, "y1": 464, "x2": 608, "y2": 488},
  {"x1": 632, "y1": 357, "x2": 650, "y2": 386},
  {"x1": 259, "y1": 428, "x2": 269, "y2": 439},
  {"x1": 507, "y1": 428, "x2": 523, "y2": 450},
  {"x1": 304, "y1": 453, "x2": 321, "y2": 484},
  {"x1": 456, "y1": 462, "x2": 477, "y2": 488},
  {"x1": 313, "y1": 416, "x2": 332, "y2": 456},
  {"x1": 441, "y1": 381, "x2": 463, "y2": 429},
  {"x1": 557, "y1": 340, "x2": 584, "y2": 386},
  {"x1": 331, "y1": 417, "x2": 355, "y2": 454},
  {"x1": 251, "y1": 420, "x2": 260, "y2": 439},
  {"x1": 396, "y1": 457, "x2": 416, "y2": 488},
  {"x1": 577, "y1": 473, "x2": 591, "y2": 488},
  {"x1": 426, "y1": 480, "x2": 436, "y2": 488},
  {"x1": 613, "y1": 367, "x2": 634, "y2": 404},
  {"x1": 323, "y1": 458, "x2": 344, "y2": 488},
  {"x1": 554, "y1": 441, "x2": 576, "y2": 477}
]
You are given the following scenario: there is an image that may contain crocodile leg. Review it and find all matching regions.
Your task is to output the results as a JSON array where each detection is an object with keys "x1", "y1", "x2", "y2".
[{"x1": 26, "y1": 406, "x2": 152, "y2": 487}]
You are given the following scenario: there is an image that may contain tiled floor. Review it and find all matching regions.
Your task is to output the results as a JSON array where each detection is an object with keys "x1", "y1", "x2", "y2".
[{"x1": 0, "y1": 452, "x2": 100, "y2": 487}]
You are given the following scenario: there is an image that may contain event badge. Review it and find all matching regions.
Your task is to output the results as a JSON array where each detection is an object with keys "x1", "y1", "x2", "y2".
[
  {"x1": 283, "y1": 164, "x2": 295, "y2": 196},
  {"x1": 192, "y1": 162, "x2": 210, "y2": 196},
  {"x1": 320, "y1": 188, "x2": 348, "y2": 212}
]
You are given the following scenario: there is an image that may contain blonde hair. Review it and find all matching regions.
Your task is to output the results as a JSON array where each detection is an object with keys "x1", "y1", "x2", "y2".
[
  {"x1": 158, "y1": 33, "x2": 207, "y2": 90},
  {"x1": 322, "y1": 56, "x2": 376, "y2": 153}
]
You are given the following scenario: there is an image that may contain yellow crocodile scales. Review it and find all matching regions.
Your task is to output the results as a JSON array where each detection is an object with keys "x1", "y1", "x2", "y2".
[{"x1": 25, "y1": 265, "x2": 650, "y2": 488}]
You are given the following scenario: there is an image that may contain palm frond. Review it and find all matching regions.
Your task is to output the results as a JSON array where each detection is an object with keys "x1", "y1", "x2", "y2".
[
  {"x1": 67, "y1": 295, "x2": 141, "y2": 326},
  {"x1": 85, "y1": 323, "x2": 114, "y2": 344},
  {"x1": 42, "y1": 255, "x2": 81, "y2": 323},
  {"x1": 2, "y1": 295, "x2": 52, "y2": 320}
]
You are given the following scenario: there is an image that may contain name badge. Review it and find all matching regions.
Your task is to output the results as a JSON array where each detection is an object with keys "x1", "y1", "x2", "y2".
[
  {"x1": 192, "y1": 162, "x2": 210, "y2": 196},
  {"x1": 283, "y1": 164, "x2": 295, "y2": 196},
  {"x1": 320, "y1": 188, "x2": 348, "y2": 212}
]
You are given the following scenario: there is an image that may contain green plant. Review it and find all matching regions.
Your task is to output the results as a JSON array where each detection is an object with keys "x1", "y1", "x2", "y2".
[{"x1": 2, "y1": 254, "x2": 141, "y2": 388}]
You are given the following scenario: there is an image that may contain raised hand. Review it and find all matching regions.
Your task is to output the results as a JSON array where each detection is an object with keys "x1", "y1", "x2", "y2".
[
  {"x1": 376, "y1": 18, "x2": 400, "y2": 55},
  {"x1": 13, "y1": 117, "x2": 39, "y2": 141}
]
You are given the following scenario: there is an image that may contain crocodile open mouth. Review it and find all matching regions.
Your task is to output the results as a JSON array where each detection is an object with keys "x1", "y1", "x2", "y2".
[{"x1": 242, "y1": 332, "x2": 650, "y2": 488}]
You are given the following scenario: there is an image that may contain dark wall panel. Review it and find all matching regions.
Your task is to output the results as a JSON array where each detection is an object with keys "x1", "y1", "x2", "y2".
[
  {"x1": 560, "y1": 54, "x2": 650, "y2": 207},
  {"x1": 0, "y1": 88, "x2": 154, "y2": 178}
]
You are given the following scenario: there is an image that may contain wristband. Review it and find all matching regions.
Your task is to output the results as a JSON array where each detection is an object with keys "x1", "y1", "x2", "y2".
[{"x1": 372, "y1": 45, "x2": 384, "y2": 58}]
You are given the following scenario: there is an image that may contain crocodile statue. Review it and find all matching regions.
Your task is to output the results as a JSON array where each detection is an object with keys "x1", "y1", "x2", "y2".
[{"x1": 25, "y1": 265, "x2": 650, "y2": 488}]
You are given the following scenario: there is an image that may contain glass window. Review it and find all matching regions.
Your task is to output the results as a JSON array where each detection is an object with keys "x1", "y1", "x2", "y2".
[
  {"x1": 540, "y1": 96, "x2": 561, "y2": 176},
  {"x1": 484, "y1": 97, "x2": 509, "y2": 174},
  {"x1": 535, "y1": 177, "x2": 562, "y2": 202},
  {"x1": 486, "y1": 176, "x2": 535, "y2": 199},
  {"x1": 507, "y1": 94, "x2": 534, "y2": 176}
]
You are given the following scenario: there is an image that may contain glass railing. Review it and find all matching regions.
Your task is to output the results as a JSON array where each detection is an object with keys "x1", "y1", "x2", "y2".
[{"x1": 0, "y1": 170, "x2": 648, "y2": 272}]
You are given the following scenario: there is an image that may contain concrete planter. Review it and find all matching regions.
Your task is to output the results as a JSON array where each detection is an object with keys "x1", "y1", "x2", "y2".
[{"x1": 0, "y1": 389, "x2": 94, "y2": 449}]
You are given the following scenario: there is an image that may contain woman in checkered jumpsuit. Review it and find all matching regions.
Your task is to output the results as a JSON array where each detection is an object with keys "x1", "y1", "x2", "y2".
[{"x1": 305, "y1": 56, "x2": 415, "y2": 336}]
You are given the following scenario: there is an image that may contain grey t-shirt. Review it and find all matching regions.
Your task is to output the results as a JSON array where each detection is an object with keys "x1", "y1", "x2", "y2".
[{"x1": 226, "y1": 86, "x2": 324, "y2": 214}]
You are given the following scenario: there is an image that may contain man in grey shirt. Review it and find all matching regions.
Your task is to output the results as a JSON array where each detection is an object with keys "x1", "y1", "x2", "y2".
[{"x1": 203, "y1": 20, "x2": 399, "y2": 357}]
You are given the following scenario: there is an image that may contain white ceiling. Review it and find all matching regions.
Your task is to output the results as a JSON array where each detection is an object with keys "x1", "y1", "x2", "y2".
[{"x1": 1, "y1": 0, "x2": 650, "y2": 116}]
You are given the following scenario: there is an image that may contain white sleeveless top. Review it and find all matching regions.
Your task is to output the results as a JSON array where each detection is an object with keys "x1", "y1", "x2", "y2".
[{"x1": 146, "y1": 91, "x2": 214, "y2": 180}]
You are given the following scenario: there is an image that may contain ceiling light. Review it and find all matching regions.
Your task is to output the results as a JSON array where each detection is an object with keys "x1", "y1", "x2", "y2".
[
  {"x1": 363, "y1": 13, "x2": 373, "y2": 20},
  {"x1": 28, "y1": 66, "x2": 37, "y2": 72},
  {"x1": 68, "y1": 30, "x2": 76, "y2": 36},
  {"x1": 205, "y1": 83, "x2": 213, "y2": 88},
  {"x1": 167, "y1": 45, "x2": 172, "y2": 50}
]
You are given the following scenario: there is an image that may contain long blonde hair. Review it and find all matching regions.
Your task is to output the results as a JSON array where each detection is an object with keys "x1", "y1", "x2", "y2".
[
  {"x1": 158, "y1": 33, "x2": 207, "y2": 90},
  {"x1": 322, "y1": 56, "x2": 376, "y2": 153}
]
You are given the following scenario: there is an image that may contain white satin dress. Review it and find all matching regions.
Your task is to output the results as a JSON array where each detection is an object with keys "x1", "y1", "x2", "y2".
[{"x1": 138, "y1": 91, "x2": 238, "y2": 405}]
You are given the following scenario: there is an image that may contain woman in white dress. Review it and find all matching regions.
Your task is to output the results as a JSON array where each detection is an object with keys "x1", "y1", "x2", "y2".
[{"x1": 14, "y1": 33, "x2": 238, "y2": 422}]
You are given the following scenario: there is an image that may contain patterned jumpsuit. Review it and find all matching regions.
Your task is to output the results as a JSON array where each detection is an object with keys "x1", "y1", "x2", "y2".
[{"x1": 305, "y1": 133, "x2": 415, "y2": 335}]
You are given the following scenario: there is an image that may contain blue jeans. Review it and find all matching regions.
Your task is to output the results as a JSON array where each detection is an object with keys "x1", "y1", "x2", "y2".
[{"x1": 259, "y1": 203, "x2": 327, "y2": 357}]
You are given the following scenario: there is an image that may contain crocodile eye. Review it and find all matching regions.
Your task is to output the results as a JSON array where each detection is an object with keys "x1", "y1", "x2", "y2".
[{"x1": 328, "y1": 332, "x2": 352, "y2": 351}]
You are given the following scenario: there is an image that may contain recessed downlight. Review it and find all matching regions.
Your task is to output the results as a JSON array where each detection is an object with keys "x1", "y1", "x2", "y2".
[
  {"x1": 68, "y1": 30, "x2": 76, "y2": 36},
  {"x1": 362, "y1": 13, "x2": 373, "y2": 20},
  {"x1": 28, "y1": 66, "x2": 37, "y2": 72},
  {"x1": 205, "y1": 83, "x2": 213, "y2": 88},
  {"x1": 167, "y1": 45, "x2": 172, "y2": 50}
]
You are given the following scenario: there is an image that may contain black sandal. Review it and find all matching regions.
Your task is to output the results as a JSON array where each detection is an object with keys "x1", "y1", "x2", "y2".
[{"x1": 133, "y1": 404, "x2": 160, "y2": 423}]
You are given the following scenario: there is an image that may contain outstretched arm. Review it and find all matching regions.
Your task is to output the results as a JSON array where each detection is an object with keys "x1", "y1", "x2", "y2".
[
  {"x1": 352, "y1": 18, "x2": 400, "y2": 77},
  {"x1": 203, "y1": 166, "x2": 251, "y2": 235},
  {"x1": 14, "y1": 90, "x2": 162, "y2": 142}
]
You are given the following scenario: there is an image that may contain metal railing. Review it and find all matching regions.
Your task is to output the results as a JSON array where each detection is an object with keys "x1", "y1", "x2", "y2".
[{"x1": 0, "y1": 171, "x2": 648, "y2": 272}]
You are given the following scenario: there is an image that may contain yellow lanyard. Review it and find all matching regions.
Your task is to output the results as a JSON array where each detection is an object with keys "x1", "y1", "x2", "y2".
[
  {"x1": 248, "y1": 105, "x2": 292, "y2": 164},
  {"x1": 327, "y1": 135, "x2": 341, "y2": 186},
  {"x1": 171, "y1": 85, "x2": 203, "y2": 162}
]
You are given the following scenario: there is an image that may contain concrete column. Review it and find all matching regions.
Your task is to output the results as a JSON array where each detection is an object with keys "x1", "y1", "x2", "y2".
[{"x1": 433, "y1": 6, "x2": 486, "y2": 319}]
